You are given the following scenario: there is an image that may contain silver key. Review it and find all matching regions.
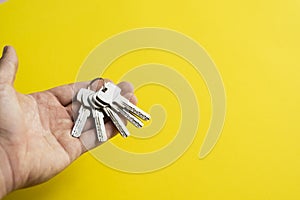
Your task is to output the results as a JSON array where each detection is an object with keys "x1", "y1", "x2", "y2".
[
  {"x1": 111, "y1": 82, "x2": 150, "y2": 120},
  {"x1": 103, "y1": 106, "x2": 130, "y2": 138},
  {"x1": 114, "y1": 96, "x2": 150, "y2": 120},
  {"x1": 71, "y1": 89, "x2": 92, "y2": 138},
  {"x1": 94, "y1": 82, "x2": 151, "y2": 124},
  {"x1": 71, "y1": 88, "x2": 107, "y2": 142},
  {"x1": 73, "y1": 82, "x2": 151, "y2": 140},
  {"x1": 112, "y1": 106, "x2": 143, "y2": 128},
  {"x1": 88, "y1": 93, "x2": 107, "y2": 142},
  {"x1": 79, "y1": 88, "x2": 108, "y2": 142},
  {"x1": 91, "y1": 109, "x2": 107, "y2": 142},
  {"x1": 91, "y1": 89, "x2": 131, "y2": 137}
]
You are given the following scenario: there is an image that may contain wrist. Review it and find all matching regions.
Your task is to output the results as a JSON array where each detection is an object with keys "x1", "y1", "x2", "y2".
[{"x1": 0, "y1": 144, "x2": 14, "y2": 199}]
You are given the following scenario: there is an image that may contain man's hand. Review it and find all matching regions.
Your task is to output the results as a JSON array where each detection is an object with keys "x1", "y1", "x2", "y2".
[{"x1": 0, "y1": 46, "x2": 137, "y2": 198}]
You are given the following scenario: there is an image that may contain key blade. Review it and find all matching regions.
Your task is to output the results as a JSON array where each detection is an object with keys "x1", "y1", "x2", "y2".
[
  {"x1": 92, "y1": 109, "x2": 107, "y2": 142},
  {"x1": 71, "y1": 106, "x2": 91, "y2": 138},
  {"x1": 112, "y1": 104, "x2": 144, "y2": 128},
  {"x1": 104, "y1": 107, "x2": 130, "y2": 138},
  {"x1": 119, "y1": 97, "x2": 151, "y2": 121}
]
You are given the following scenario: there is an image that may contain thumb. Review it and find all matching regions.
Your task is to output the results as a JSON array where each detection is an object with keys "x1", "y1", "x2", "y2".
[{"x1": 0, "y1": 46, "x2": 19, "y2": 85}]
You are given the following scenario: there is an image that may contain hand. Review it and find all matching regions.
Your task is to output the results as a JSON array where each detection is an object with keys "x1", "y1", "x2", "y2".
[{"x1": 0, "y1": 46, "x2": 137, "y2": 198}]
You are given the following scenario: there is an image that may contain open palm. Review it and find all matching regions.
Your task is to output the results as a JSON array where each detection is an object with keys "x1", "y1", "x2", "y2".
[{"x1": 0, "y1": 46, "x2": 136, "y2": 197}]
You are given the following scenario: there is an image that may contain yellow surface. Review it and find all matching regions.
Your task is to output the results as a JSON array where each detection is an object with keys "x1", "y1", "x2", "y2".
[{"x1": 1, "y1": 0, "x2": 300, "y2": 199}]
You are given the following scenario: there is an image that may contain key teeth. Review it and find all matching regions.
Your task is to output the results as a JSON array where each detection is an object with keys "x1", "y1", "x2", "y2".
[
  {"x1": 122, "y1": 103, "x2": 151, "y2": 121},
  {"x1": 112, "y1": 105, "x2": 144, "y2": 128}
]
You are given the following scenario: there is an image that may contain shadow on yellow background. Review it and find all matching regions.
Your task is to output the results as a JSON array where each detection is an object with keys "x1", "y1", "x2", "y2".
[{"x1": 1, "y1": 0, "x2": 300, "y2": 199}]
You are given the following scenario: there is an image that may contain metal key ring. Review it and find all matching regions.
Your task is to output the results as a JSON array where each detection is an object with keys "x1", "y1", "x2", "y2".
[{"x1": 87, "y1": 77, "x2": 105, "y2": 90}]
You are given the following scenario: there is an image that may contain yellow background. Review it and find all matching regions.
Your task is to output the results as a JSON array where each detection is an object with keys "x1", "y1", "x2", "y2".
[{"x1": 1, "y1": 0, "x2": 300, "y2": 199}]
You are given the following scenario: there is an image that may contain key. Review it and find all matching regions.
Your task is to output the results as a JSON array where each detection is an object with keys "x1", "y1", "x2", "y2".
[
  {"x1": 94, "y1": 83, "x2": 144, "y2": 128},
  {"x1": 89, "y1": 89, "x2": 131, "y2": 137},
  {"x1": 94, "y1": 82, "x2": 151, "y2": 122},
  {"x1": 113, "y1": 96, "x2": 151, "y2": 121},
  {"x1": 82, "y1": 81, "x2": 151, "y2": 139},
  {"x1": 71, "y1": 89, "x2": 92, "y2": 138},
  {"x1": 91, "y1": 109, "x2": 107, "y2": 142},
  {"x1": 94, "y1": 82, "x2": 116, "y2": 106},
  {"x1": 87, "y1": 92, "x2": 101, "y2": 109},
  {"x1": 71, "y1": 106, "x2": 91, "y2": 138},
  {"x1": 79, "y1": 88, "x2": 108, "y2": 142},
  {"x1": 103, "y1": 106, "x2": 130, "y2": 138},
  {"x1": 112, "y1": 106, "x2": 143, "y2": 128},
  {"x1": 87, "y1": 92, "x2": 108, "y2": 142}
]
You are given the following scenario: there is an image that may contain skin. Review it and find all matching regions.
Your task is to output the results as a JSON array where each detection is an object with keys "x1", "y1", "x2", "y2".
[{"x1": 0, "y1": 46, "x2": 137, "y2": 199}]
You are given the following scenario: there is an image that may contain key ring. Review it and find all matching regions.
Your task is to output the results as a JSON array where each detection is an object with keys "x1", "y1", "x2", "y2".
[{"x1": 87, "y1": 77, "x2": 106, "y2": 91}]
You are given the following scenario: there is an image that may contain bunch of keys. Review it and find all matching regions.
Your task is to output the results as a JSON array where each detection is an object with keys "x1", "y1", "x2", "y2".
[{"x1": 71, "y1": 79, "x2": 151, "y2": 142}]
